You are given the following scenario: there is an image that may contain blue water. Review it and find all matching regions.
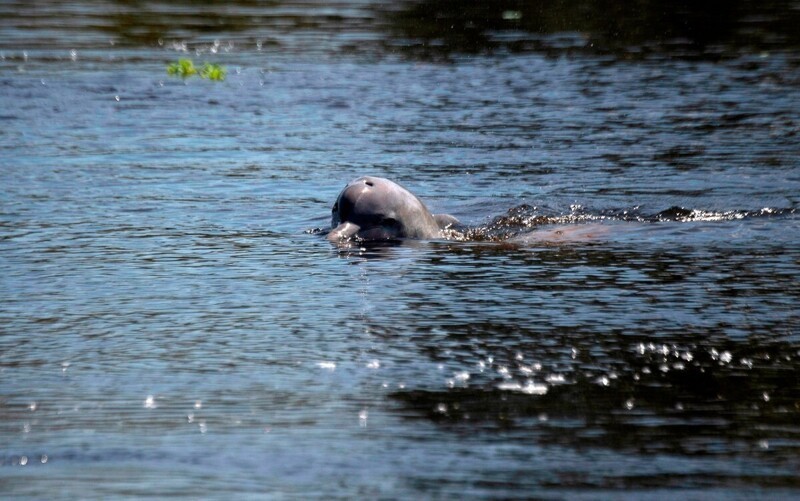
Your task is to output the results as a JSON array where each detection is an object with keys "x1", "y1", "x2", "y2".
[{"x1": 2, "y1": 1, "x2": 800, "y2": 498}]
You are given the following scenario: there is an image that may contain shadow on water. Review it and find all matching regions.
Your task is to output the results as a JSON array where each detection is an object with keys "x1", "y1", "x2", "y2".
[
  {"x1": 383, "y1": 0, "x2": 800, "y2": 60},
  {"x1": 391, "y1": 324, "x2": 800, "y2": 454},
  {"x1": 3, "y1": 0, "x2": 800, "y2": 60},
  {"x1": 378, "y1": 241, "x2": 800, "y2": 488}
]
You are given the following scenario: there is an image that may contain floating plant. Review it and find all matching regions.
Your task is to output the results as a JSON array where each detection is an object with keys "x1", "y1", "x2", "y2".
[
  {"x1": 167, "y1": 59, "x2": 226, "y2": 81},
  {"x1": 200, "y1": 62, "x2": 226, "y2": 81}
]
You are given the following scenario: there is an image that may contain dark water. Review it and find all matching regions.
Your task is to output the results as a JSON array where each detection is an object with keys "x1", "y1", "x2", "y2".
[{"x1": 2, "y1": 1, "x2": 799, "y2": 498}]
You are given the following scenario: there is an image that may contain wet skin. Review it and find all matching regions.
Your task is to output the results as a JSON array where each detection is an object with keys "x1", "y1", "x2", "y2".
[{"x1": 328, "y1": 176, "x2": 459, "y2": 242}]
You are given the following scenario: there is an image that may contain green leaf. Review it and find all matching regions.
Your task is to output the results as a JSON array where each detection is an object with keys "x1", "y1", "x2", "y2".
[
  {"x1": 166, "y1": 58, "x2": 197, "y2": 78},
  {"x1": 200, "y1": 63, "x2": 227, "y2": 81}
]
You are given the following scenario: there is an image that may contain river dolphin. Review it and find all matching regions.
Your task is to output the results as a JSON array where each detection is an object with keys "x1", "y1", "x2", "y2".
[{"x1": 328, "y1": 176, "x2": 460, "y2": 242}]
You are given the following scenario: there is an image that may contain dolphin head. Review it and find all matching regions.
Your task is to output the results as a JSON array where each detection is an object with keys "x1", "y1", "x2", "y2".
[{"x1": 328, "y1": 176, "x2": 443, "y2": 242}]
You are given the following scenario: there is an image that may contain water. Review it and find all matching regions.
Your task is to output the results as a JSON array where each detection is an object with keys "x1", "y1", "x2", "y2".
[{"x1": 2, "y1": 1, "x2": 799, "y2": 498}]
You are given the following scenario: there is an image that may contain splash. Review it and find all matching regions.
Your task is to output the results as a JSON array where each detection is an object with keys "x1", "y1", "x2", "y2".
[{"x1": 442, "y1": 204, "x2": 796, "y2": 242}]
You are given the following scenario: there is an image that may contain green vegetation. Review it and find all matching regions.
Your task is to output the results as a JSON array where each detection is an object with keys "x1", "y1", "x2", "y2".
[
  {"x1": 166, "y1": 59, "x2": 226, "y2": 81},
  {"x1": 200, "y1": 62, "x2": 226, "y2": 81},
  {"x1": 166, "y1": 58, "x2": 197, "y2": 77}
]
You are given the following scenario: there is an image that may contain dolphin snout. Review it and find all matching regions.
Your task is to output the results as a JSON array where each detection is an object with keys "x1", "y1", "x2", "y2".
[{"x1": 328, "y1": 222, "x2": 361, "y2": 242}]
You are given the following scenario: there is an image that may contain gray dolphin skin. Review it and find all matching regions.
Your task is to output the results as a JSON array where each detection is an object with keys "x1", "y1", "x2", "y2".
[{"x1": 328, "y1": 176, "x2": 460, "y2": 242}]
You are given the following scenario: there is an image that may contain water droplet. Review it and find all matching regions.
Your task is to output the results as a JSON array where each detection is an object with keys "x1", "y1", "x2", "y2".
[
  {"x1": 28, "y1": 402, "x2": 37, "y2": 411},
  {"x1": 366, "y1": 360, "x2": 380, "y2": 369},
  {"x1": 20, "y1": 456, "x2": 28, "y2": 466},
  {"x1": 453, "y1": 371, "x2": 470, "y2": 382},
  {"x1": 198, "y1": 422, "x2": 207, "y2": 434},
  {"x1": 720, "y1": 351, "x2": 733, "y2": 363},
  {"x1": 596, "y1": 376, "x2": 610, "y2": 386},
  {"x1": 521, "y1": 381, "x2": 548, "y2": 395},
  {"x1": 194, "y1": 400, "x2": 202, "y2": 409},
  {"x1": 69, "y1": 49, "x2": 77, "y2": 61},
  {"x1": 144, "y1": 395, "x2": 156, "y2": 409},
  {"x1": 358, "y1": 409, "x2": 368, "y2": 427},
  {"x1": 759, "y1": 439, "x2": 769, "y2": 449},
  {"x1": 625, "y1": 399, "x2": 635, "y2": 410},
  {"x1": 114, "y1": 95, "x2": 120, "y2": 102},
  {"x1": 763, "y1": 392, "x2": 770, "y2": 402},
  {"x1": 41, "y1": 455, "x2": 48, "y2": 464},
  {"x1": 497, "y1": 381, "x2": 521, "y2": 392}
]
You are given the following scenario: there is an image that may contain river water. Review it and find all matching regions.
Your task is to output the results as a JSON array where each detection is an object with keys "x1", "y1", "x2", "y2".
[{"x1": 1, "y1": 1, "x2": 799, "y2": 498}]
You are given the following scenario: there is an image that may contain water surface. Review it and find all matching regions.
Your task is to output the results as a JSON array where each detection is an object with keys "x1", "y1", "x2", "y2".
[{"x1": 1, "y1": 1, "x2": 799, "y2": 498}]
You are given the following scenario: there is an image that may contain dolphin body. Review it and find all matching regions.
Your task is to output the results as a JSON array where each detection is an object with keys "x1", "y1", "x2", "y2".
[{"x1": 328, "y1": 176, "x2": 460, "y2": 242}]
